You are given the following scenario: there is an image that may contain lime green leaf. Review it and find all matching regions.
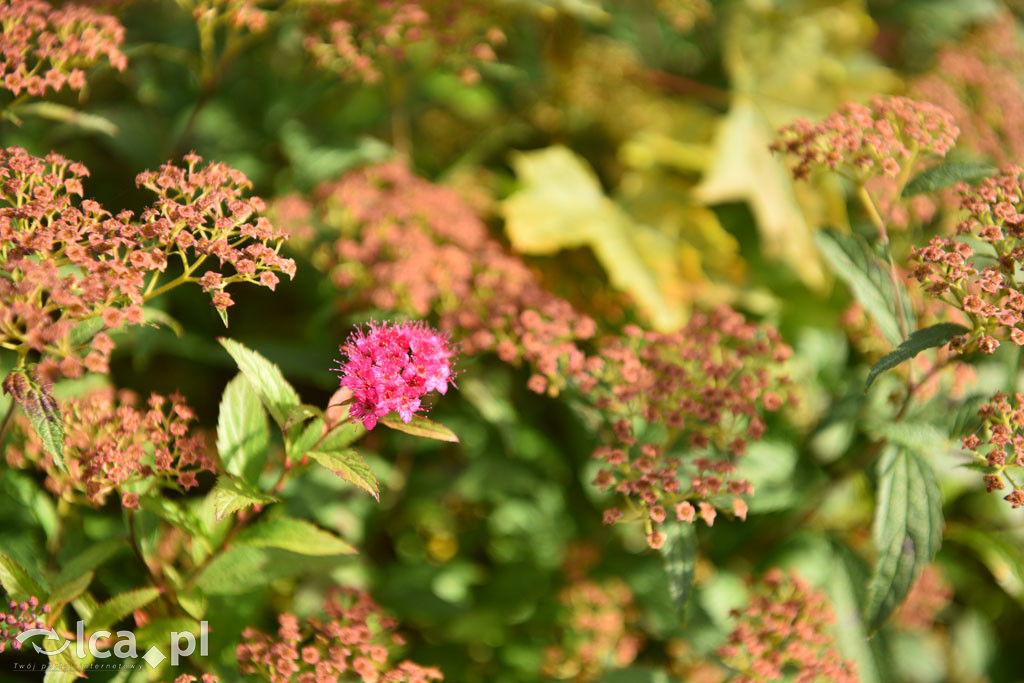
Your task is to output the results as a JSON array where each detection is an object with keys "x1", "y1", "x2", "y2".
[
  {"x1": 193, "y1": 547, "x2": 269, "y2": 595},
  {"x1": 235, "y1": 516, "x2": 357, "y2": 555},
  {"x1": 216, "y1": 373, "x2": 270, "y2": 484},
  {"x1": 47, "y1": 570, "x2": 94, "y2": 612},
  {"x1": 659, "y1": 519, "x2": 697, "y2": 618},
  {"x1": 3, "y1": 369, "x2": 66, "y2": 472},
  {"x1": 864, "y1": 448, "x2": 943, "y2": 632},
  {"x1": 0, "y1": 551, "x2": 48, "y2": 601},
  {"x1": 85, "y1": 587, "x2": 160, "y2": 631},
  {"x1": 867, "y1": 421, "x2": 949, "y2": 456},
  {"x1": 218, "y1": 338, "x2": 301, "y2": 428},
  {"x1": 307, "y1": 449, "x2": 380, "y2": 500},
  {"x1": 209, "y1": 476, "x2": 278, "y2": 521},
  {"x1": 502, "y1": 145, "x2": 684, "y2": 331},
  {"x1": 13, "y1": 101, "x2": 118, "y2": 136},
  {"x1": 379, "y1": 414, "x2": 459, "y2": 442},
  {"x1": 902, "y1": 163, "x2": 996, "y2": 197},
  {"x1": 137, "y1": 496, "x2": 206, "y2": 539},
  {"x1": 814, "y1": 229, "x2": 909, "y2": 348},
  {"x1": 865, "y1": 323, "x2": 970, "y2": 390}
]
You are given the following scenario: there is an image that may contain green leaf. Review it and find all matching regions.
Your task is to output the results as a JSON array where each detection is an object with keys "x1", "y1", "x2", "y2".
[
  {"x1": 902, "y1": 162, "x2": 996, "y2": 197},
  {"x1": 659, "y1": 519, "x2": 697, "y2": 618},
  {"x1": 11, "y1": 101, "x2": 118, "y2": 136},
  {"x1": 284, "y1": 404, "x2": 321, "y2": 431},
  {"x1": 67, "y1": 317, "x2": 105, "y2": 347},
  {"x1": 3, "y1": 369, "x2": 66, "y2": 472},
  {"x1": 865, "y1": 323, "x2": 969, "y2": 390},
  {"x1": 864, "y1": 448, "x2": 943, "y2": 632},
  {"x1": 0, "y1": 551, "x2": 48, "y2": 601},
  {"x1": 137, "y1": 496, "x2": 206, "y2": 539},
  {"x1": 209, "y1": 476, "x2": 278, "y2": 521},
  {"x1": 218, "y1": 338, "x2": 301, "y2": 428},
  {"x1": 814, "y1": 229, "x2": 909, "y2": 347},
  {"x1": 47, "y1": 570, "x2": 94, "y2": 611},
  {"x1": 949, "y1": 394, "x2": 988, "y2": 440},
  {"x1": 216, "y1": 373, "x2": 270, "y2": 484},
  {"x1": 85, "y1": 587, "x2": 160, "y2": 631},
  {"x1": 866, "y1": 421, "x2": 949, "y2": 455},
  {"x1": 307, "y1": 449, "x2": 380, "y2": 500},
  {"x1": 193, "y1": 547, "x2": 348, "y2": 595},
  {"x1": 379, "y1": 414, "x2": 460, "y2": 442},
  {"x1": 140, "y1": 306, "x2": 184, "y2": 337},
  {"x1": 55, "y1": 538, "x2": 125, "y2": 586},
  {"x1": 234, "y1": 516, "x2": 357, "y2": 555}
]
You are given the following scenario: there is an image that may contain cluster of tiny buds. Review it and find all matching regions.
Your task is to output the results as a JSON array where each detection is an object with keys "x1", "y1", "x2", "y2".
[
  {"x1": 336, "y1": 320, "x2": 456, "y2": 430},
  {"x1": 1, "y1": 0, "x2": 127, "y2": 97},
  {"x1": 587, "y1": 309, "x2": 792, "y2": 548},
  {"x1": 0, "y1": 596, "x2": 49, "y2": 653},
  {"x1": 772, "y1": 95, "x2": 959, "y2": 182},
  {"x1": 302, "y1": 1, "x2": 505, "y2": 84},
  {"x1": 6, "y1": 387, "x2": 214, "y2": 507},
  {"x1": 172, "y1": 675, "x2": 219, "y2": 683},
  {"x1": 716, "y1": 570, "x2": 857, "y2": 683},
  {"x1": 960, "y1": 391, "x2": 1024, "y2": 508},
  {"x1": 542, "y1": 576, "x2": 642, "y2": 680},
  {"x1": 1, "y1": 147, "x2": 293, "y2": 380},
  {"x1": 236, "y1": 588, "x2": 443, "y2": 683},
  {"x1": 910, "y1": 167, "x2": 1024, "y2": 354},
  {"x1": 274, "y1": 162, "x2": 596, "y2": 397}
]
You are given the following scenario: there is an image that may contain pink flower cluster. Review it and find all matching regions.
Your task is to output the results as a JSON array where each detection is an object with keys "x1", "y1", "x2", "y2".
[
  {"x1": 909, "y1": 167, "x2": 1024, "y2": 354},
  {"x1": 587, "y1": 309, "x2": 792, "y2": 548},
  {"x1": 912, "y1": 16, "x2": 1024, "y2": 166},
  {"x1": 959, "y1": 391, "x2": 1024, "y2": 508},
  {"x1": 893, "y1": 565, "x2": 953, "y2": 631},
  {"x1": 543, "y1": 549, "x2": 642, "y2": 681},
  {"x1": 236, "y1": 588, "x2": 444, "y2": 683},
  {"x1": 772, "y1": 95, "x2": 959, "y2": 181},
  {"x1": 337, "y1": 321, "x2": 456, "y2": 430},
  {"x1": 0, "y1": 148, "x2": 293, "y2": 381},
  {"x1": 0, "y1": 596, "x2": 49, "y2": 653},
  {"x1": 0, "y1": 0, "x2": 127, "y2": 97},
  {"x1": 6, "y1": 387, "x2": 215, "y2": 507},
  {"x1": 716, "y1": 570, "x2": 857, "y2": 683},
  {"x1": 274, "y1": 163, "x2": 596, "y2": 395},
  {"x1": 302, "y1": 1, "x2": 504, "y2": 84}
]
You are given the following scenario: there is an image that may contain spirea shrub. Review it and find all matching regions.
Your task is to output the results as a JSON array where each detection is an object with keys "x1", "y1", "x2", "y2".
[{"x1": 2, "y1": 2, "x2": 1024, "y2": 682}]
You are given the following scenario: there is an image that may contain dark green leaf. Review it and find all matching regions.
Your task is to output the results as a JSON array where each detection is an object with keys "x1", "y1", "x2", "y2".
[
  {"x1": 3, "y1": 369, "x2": 66, "y2": 471},
  {"x1": 284, "y1": 404, "x2": 321, "y2": 431},
  {"x1": 216, "y1": 373, "x2": 270, "y2": 484},
  {"x1": 902, "y1": 162, "x2": 996, "y2": 197},
  {"x1": 950, "y1": 395, "x2": 988, "y2": 440},
  {"x1": 379, "y1": 414, "x2": 459, "y2": 442},
  {"x1": 659, "y1": 518, "x2": 697, "y2": 618},
  {"x1": 814, "y1": 229, "x2": 910, "y2": 347},
  {"x1": 55, "y1": 538, "x2": 125, "y2": 586},
  {"x1": 864, "y1": 448, "x2": 943, "y2": 632},
  {"x1": 865, "y1": 323, "x2": 969, "y2": 390},
  {"x1": 307, "y1": 449, "x2": 380, "y2": 500},
  {"x1": 234, "y1": 516, "x2": 357, "y2": 555},
  {"x1": 218, "y1": 338, "x2": 301, "y2": 427}
]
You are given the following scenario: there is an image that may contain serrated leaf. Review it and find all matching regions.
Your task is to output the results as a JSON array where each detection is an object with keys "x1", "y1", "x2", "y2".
[
  {"x1": 902, "y1": 163, "x2": 996, "y2": 197},
  {"x1": 0, "y1": 551, "x2": 48, "y2": 601},
  {"x1": 67, "y1": 317, "x2": 105, "y2": 347},
  {"x1": 193, "y1": 547, "x2": 347, "y2": 595},
  {"x1": 85, "y1": 587, "x2": 160, "y2": 632},
  {"x1": 865, "y1": 323, "x2": 970, "y2": 390},
  {"x1": 3, "y1": 369, "x2": 66, "y2": 472},
  {"x1": 659, "y1": 519, "x2": 697, "y2": 617},
  {"x1": 950, "y1": 395, "x2": 988, "y2": 440},
  {"x1": 864, "y1": 448, "x2": 943, "y2": 632},
  {"x1": 957, "y1": 461, "x2": 998, "y2": 474},
  {"x1": 137, "y1": 495, "x2": 206, "y2": 539},
  {"x1": 379, "y1": 414, "x2": 459, "y2": 442},
  {"x1": 814, "y1": 229, "x2": 909, "y2": 347},
  {"x1": 209, "y1": 476, "x2": 278, "y2": 521},
  {"x1": 47, "y1": 570, "x2": 94, "y2": 611},
  {"x1": 216, "y1": 373, "x2": 270, "y2": 484},
  {"x1": 307, "y1": 449, "x2": 380, "y2": 500},
  {"x1": 218, "y1": 338, "x2": 301, "y2": 428},
  {"x1": 235, "y1": 516, "x2": 357, "y2": 555}
]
